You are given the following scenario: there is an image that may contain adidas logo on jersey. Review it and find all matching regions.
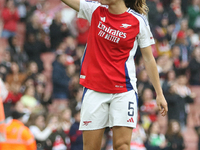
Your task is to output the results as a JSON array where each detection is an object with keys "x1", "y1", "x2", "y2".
[
  {"x1": 100, "y1": 17, "x2": 106, "y2": 22},
  {"x1": 120, "y1": 24, "x2": 132, "y2": 28},
  {"x1": 127, "y1": 118, "x2": 134, "y2": 123}
]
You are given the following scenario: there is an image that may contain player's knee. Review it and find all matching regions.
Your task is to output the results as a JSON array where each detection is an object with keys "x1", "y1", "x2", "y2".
[{"x1": 113, "y1": 141, "x2": 130, "y2": 150}]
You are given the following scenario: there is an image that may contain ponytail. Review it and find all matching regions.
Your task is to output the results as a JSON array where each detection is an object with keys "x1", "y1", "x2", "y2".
[{"x1": 124, "y1": 0, "x2": 149, "y2": 15}]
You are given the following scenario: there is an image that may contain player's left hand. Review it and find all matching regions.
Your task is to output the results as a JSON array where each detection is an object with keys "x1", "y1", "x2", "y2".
[{"x1": 156, "y1": 94, "x2": 168, "y2": 116}]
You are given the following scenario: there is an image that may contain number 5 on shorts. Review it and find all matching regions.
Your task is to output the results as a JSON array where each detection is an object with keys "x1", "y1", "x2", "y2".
[{"x1": 128, "y1": 102, "x2": 134, "y2": 116}]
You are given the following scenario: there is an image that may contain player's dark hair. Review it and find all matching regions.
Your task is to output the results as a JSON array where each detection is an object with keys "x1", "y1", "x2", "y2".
[{"x1": 124, "y1": 0, "x2": 149, "y2": 15}]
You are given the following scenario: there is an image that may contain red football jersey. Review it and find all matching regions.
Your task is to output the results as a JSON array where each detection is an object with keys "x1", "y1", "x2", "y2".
[{"x1": 78, "y1": 0, "x2": 155, "y2": 93}]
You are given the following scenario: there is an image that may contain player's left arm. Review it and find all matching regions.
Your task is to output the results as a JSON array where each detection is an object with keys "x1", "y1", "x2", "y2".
[{"x1": 140, "y1": 46, "x2": 168, "y2": 116}]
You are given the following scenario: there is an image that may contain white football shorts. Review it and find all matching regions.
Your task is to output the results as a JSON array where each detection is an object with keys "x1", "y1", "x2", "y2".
[{"x1": 79, "y1": 88, "x2": 138, "y2": 130}]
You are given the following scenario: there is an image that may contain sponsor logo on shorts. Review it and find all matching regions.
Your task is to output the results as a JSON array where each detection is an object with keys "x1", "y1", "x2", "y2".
[
  {"x1": 83, "y1": 121, "x2": 92, "y2": 126},
  {"x1": 127, "y1": 118, "x2": 134, "y2": 123}
]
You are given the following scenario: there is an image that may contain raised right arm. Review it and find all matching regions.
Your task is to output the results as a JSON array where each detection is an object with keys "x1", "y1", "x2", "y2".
[{"x1": 61, "y1": 0, "x2": 80, "y2": 11}]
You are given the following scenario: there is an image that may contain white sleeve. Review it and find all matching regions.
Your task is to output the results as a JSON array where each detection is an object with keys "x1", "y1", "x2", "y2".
[
  {"x1": 137, "y1": 16, "x2": 155, "y2": 48},
  {"x1": 29, "y1": 126, "x2": 52, "y2": 141},
  {"x1": 78, "y1": 0, "x2": 101, "y2": 23},
  {"x1": 0, "y1": 78, "x2": 8, "y2": 102}
]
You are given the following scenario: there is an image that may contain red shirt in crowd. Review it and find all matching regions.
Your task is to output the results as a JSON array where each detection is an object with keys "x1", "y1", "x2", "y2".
[
  {"x1": 1, "y1": 8, "x2": 19, "y2": 32},
  {"x1": 4, "y1": 92, "x2": 22, "y2": 104}
]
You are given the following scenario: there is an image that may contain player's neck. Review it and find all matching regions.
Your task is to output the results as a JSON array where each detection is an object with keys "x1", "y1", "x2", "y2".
[{"x1": 108, "y1": 2, "x2": 128, "y2": 15}]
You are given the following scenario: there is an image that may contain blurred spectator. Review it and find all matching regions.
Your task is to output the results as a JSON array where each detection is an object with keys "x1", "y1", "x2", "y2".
[
  {"x1": 188, "y1": 0, "x2": 200, "y2": 32},
  {"x1": 36, "y1": 73, "x2": 46, "y2": 85},
  {"x1": 26, "y1": 61, "x2": 39, "y2": 81},
  {"x1": 147, "y1": 0, "x2": 164, "y2": 30},
  {"x1": 60, "y1": 108, "x2": 72, "y2": 149},
  {"x1": 15, "y1": 0, "x2": 28, "y2": 22},
  {"x1": 69, "y1": 109, "x2": 83, "y2": 150},
  {"x1": 73, "y1": 45, "x2": 84, "y2": 71},
  {"x1": 194, "y1": 114, "x2": 200, "y2": 150},
  {"x1": 50, "y1": 12, "x2": 70, "y2": 51},
  {"x1": 162, "y1": 3, "x2": 177, "y2": 26},
  {"x1": 66, "y1": 63, "x2": 76, "y2": 79},
  {"x1": 52, "y1": 53, "x2": 70, "y2": 112},
  {"x1": 165, "y1": 120, "x2": 185, "y2": 150},
  {"x1": 163, "y1": 83, "x2": 183, "y2": 125},
  {"x1": 32, "y1": 0, "x2": 54, "y2": 34},
  {"x1": 170, "y1": 0, "x2": 183, "y2": 19},
  {"x1": 45, "y1": 114, "x2": 67, "y2": 150},
  {"x1": 28, "y1": 113, "x2": 54, "y2": 150},
  {"x1": 187, "y1": 28, "x2": 199, "y2": 47},
  {"x1": 0, "y1": 64, "x2": 9, "y2": 82},
  {"x1": 21, "y1": 77, "x2": 35, "y2": 93},
  {"x1": 130, "y1": 116, "x2": 147, "y2": 150},
  {"x1": 181, "y1": 0, "x2": 189, "y2": 16},
  {"x1": 3, "y1": 82, "x2": 22, "y2": 120},
  {"x1": 61, "y1": 108, "x2": 72, "y2": 133},
  {"x1": 65, "y1": 36, "x2": 77, "y2": 56},
  {"x1": 195, "y1": 127, "x2": 200, "y2": 150},
  {"x1": 24, "y1": 33, "x2": 48, "y2": 72},
  {"x1": 25, "y1": 0, "x2": 46, "y2": 19},
  {"x1": 174, "y1": 31, "x2": 189, "y2": 74},
  {"x1": 136, "y1": 56, "x2": 145, "y2": 76},
  {"x1": 70, "y1": 86, "x2": 83, "y2": 115},
  {"x1": 145, "y1": 121, "x2": 169, "y2": 150},
  {"x1": 7, "y1": 35, "x2": 28, "y2": 72},
  {"x1": 140, "y1": 88, "x2": 158, "y2": 131},
  {"x1": 179, "y1": 19, "x2": 193, "y2": 54},
  {"x1": 173, "y1": 74, "x2": 194, "y2": 129},
  {"x1": 0, "y1": 110, "x2": 36, "y2": 150},
  {"x1": 20, "y1": 85, "x2": 38, "y2": 111},
  {"x1": 1, "y1": 0, "x2": 20, "y2": 38},
  {"x1": 55, "y1": 42, "x2": 68, "y2": 57},
  {"x1": 105, "y1": 129, "x2": 113, "y2": 150},
  {"x1": 35, "y1": 82, "x2": 52, "y2": 109},
  {"x1": 161, "y1": 0, "x2": 171, "y2": 8},
  {"x1": 137, "y1": 69, "x2": 153, "y2": 97},
  {"x1": 154, "y1": 14, "x2": 172, "y2": 57},
  {"x1": 6, "y1": 62, "x2": 27, "y2": 86},
  {"x1": 170, "y1": 45, "x2": 182, "y2": 72},
  {"x1": 156, "y1": 55, "x2": 172, "y2": 76},
  {"x1": 162, "y1": 69, "x2": 176, "y2": 94},
  {"x1": 4, "y1": 82, "x2": 22, "y2": 104},
  {"x1": 0, "y1": 51, "x2": 12, "y2": 77},
  {"x1": 68, "y1": 73, "x2": 81, "y2": 99},
  {"x1": 26, "y1": 13, "x2": 41, "y2": 40},
  {"x1": 14, "y1": 101, "x2": 30, "y2": 124},
  {"x1": 188, "y1": 46, "x2": 200, "y2": 85}
]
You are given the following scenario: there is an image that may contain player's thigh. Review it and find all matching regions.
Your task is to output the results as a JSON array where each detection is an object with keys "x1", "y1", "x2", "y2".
[
  {"x1": 112, "y1": 126, "x2": 133, "y2": 149},
  {"x1": 109, "y1": 90, "x2": 138, "y2": 128},
  {"x1": 80, "y1": 88, "x2": 112, "y2": 130},
  {"x1": 83, "y1": 128, "x2": 105, "y2": 150}
]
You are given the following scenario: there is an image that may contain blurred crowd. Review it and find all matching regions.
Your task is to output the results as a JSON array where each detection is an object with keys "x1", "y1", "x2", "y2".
[{"x1": 0, "y1": 0, "x2": 200, "y2": 149}]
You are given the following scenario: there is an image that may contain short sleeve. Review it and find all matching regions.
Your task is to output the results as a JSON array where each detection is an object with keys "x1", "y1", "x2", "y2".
[
  {"x1": 78, "y1": 0, "x2": 101, "y2": 23},
  {"x1": 137, "y1": 16, "x2": 155, "y2": 48}
]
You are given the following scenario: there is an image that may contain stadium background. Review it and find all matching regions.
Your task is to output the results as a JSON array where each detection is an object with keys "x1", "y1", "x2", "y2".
[{"x1": 0, "y1": 0, "x2": 200, "y2": 149}]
